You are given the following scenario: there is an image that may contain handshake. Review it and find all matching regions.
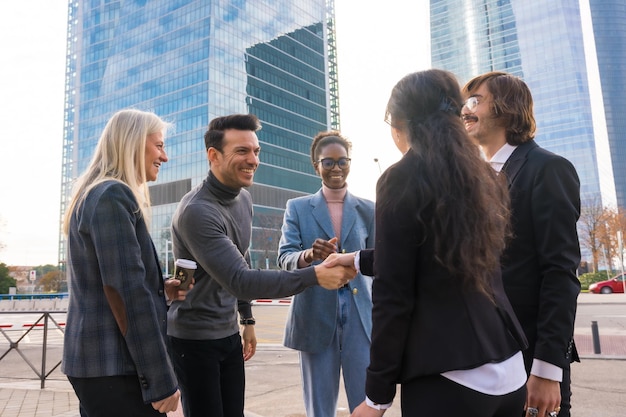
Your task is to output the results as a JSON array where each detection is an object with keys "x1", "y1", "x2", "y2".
[{"x1": 309, "y1": 237, "x2": 361, "y2": 290}]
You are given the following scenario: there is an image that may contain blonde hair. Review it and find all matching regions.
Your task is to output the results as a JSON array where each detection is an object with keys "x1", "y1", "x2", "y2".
[{"x1": 63, "y1": 109, "x2": 171, "y2": 235}]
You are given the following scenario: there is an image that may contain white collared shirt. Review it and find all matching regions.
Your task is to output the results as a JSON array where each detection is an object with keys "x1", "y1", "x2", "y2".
[{"x1": 485, "y1": 143, "x2": 517, "y2": 172}]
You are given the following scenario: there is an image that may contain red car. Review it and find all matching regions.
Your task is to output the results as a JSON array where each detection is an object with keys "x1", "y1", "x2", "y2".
[{"x1": 589, "y1": 274, "x2": 625, "y2": 294}]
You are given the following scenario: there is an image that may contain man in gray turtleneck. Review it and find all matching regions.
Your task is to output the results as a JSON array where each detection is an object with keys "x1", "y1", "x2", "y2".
[{"x1": 167, "y1": 113, "x2": 355, "y2": 417}]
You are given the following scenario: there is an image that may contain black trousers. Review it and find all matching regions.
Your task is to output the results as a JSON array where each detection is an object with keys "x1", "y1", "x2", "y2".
[
  {"x1": 169, "y1": 333, "x2": 245, "y2": 417},
  {"x1": 558, "y1": 364, "x2": 572, "y2": 417},
  {"x1": 68, "y1": 375, "x2": 164, "y2": 417},
  {"x1": 401, "y1": 374, "x2": 526, "y2": 417}
]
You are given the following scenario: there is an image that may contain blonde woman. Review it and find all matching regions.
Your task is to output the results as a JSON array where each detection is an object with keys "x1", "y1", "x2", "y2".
[{"x1": 62, "y1": 109, "x2": 186, "y2": 416}]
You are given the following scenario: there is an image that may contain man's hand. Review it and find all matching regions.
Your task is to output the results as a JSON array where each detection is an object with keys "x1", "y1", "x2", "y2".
[
  {"x1": 313, "y1": 263, "x2": 356, "y2": 290},
  {"x1": 241, "y1": 325, "x2": 257, "y2": 361},
  {"x1": 524, "y1": 375, "x2": 561, "y2": 417},
  {"x1": 350, "y1": 401, "x2": 386, "y2": 417},
  {"x1": 151, "y1": 389, "x2": 181, "y2": 413},
  {"x1": 165, "y1": 278, "x2": 193, "y2": 303},
  {"x1": 304, "y1": 237, "x2": 338, "y2": 263}
]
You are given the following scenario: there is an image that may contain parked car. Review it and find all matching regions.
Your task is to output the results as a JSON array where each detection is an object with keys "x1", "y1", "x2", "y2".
[{"x1": 589, "y1": 274, "x2": 625, "y2": 294}]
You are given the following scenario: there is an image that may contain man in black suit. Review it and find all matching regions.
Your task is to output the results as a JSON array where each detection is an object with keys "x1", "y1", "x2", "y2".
[{"x1": 462, "y1": 72, "x2": 581, "y2": 417}]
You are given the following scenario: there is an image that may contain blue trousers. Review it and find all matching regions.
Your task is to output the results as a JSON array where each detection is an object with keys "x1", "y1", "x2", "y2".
[{"x1": 299, "y1": 286, "x2": 371, "y2": 417}]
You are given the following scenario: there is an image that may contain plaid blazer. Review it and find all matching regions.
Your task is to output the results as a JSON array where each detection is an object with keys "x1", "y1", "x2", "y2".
[{"x1": 62, "y1": 180, "x2": 177, "y2": 404}]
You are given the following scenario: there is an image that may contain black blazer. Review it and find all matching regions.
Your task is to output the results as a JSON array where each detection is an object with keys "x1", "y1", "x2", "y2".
[
  {"x1": 363, "y1": 150, "x2": 527, "y2": 405},
  {"x1": 501, "y1": 140, "x2": 581, "y2": 370}
]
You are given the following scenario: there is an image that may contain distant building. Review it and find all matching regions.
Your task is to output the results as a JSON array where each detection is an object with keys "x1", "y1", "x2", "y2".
[
  {"x1": 59, "y1": 0, "x2": 340, "y2": 271},
  {"x1": 430, "y1": 0, "x2": 625, "y2": 210},
  {"x1": 8, "y1": 266, "x2": 33, "y2": 292}
]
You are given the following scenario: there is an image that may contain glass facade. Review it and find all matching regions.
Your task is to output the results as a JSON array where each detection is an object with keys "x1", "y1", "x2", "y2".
[
  {"x1": 60, "y1": 0, "x2": 339, "y2": 272},
  {"x1": 589, "y1": 0, "x2": 626, "y2": 209},
  {"x1": 430, "y1": 0, "x2": 622, "y2": 209}
]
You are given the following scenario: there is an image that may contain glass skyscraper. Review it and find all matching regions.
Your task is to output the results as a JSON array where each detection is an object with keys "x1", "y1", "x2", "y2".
[
  {"x1": 588, "y1": 0, "x2": 626, "y2": 211},
  {"x1": 430, "y1": 0, "x2": 624, "y2": 210},
  {"x1": 59, "y1": 0, "x2": 339, "y2": 272}
]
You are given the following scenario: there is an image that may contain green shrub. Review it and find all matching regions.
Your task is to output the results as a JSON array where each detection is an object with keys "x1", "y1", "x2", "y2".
[{"x1": 578, "y1": 271, "x2": 617, "y2": 290}]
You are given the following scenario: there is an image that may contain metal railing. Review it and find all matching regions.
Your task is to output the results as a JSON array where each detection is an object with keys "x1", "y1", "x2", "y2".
[{"x1": 0, "y1": 311, "x2": 66, "y2": 388}]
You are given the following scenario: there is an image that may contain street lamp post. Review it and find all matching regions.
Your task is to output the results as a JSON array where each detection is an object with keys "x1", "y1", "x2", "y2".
[
  {"x1": 164, "y1": 240, "x2": 173, "y2": 278},
  {"x1": 618, "y1": 231, "x2": 625, "y2": 296},
  {"x1": 373, "y1": 158, "x2": 381, "y2": 174}
]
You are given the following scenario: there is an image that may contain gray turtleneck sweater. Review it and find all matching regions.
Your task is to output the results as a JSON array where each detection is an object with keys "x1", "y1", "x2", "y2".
[{"x1": 168, "y1": 171, "x2": 318, "y2": 340}]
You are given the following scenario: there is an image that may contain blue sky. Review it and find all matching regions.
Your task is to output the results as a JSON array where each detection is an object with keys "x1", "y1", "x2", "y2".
[{"x1": 0, "y1": 1, "x2": 429, "y2": 266}]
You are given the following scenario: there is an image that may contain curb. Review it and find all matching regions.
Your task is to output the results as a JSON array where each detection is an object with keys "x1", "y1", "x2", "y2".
[{"x1": 251, "y1": 299, "x2": 291, "y2": 305}]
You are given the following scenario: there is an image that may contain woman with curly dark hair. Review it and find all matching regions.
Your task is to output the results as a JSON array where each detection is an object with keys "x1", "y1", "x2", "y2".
[
  {"x1": 278, "y1": 130, "x2": 375, "y2": 416},
  {"x1": 328, "y1": 69, "x2": 528, "y2": 417}
]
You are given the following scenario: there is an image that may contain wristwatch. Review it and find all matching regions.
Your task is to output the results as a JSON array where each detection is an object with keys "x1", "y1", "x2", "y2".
[{"x1": 240, "y1": 317, "x2": 256, "y2": 325}]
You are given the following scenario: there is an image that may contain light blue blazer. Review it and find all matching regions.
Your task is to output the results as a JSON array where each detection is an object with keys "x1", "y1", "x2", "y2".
[{"x1": 278, "y1": 189, "x2": 375, "y2": 352}]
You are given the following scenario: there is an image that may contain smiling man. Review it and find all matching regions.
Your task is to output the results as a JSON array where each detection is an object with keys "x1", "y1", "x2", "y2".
[
  {"x1": 462, "y1": 72, "x2": 581, "y2": 417},
  {"x1": 167, "y1": 114, "x2": 356, "y2": 417}
]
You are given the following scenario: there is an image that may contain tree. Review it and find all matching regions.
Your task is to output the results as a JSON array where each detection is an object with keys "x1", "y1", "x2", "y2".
[
  {"x1": 580, "y1": 198, "x2": 626, "y2": 272},
  {"x1": 579, "y1": 197, "x2": 606, "y2": 272},
  {"x1": 0, "y1": 262, "x2": 17, "y2": 294},
  {"x1": 603, "y1": 207, "x2": 626, "y2": 271},
  {"x1": 39, "y1": 270, "x2": 62, "y2": 292},
  {"x1": 35, "y1": 264, "x2": 58, "y2": 278}
]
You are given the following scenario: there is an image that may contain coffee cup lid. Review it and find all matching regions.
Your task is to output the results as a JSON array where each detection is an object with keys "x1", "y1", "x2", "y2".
[{"x1": 175, "y1": 259, "x2": 197, "y2": 269}]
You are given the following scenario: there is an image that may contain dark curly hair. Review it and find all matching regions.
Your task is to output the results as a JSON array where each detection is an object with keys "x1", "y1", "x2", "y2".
[{"x1": 310, "y1": 130, "x2": 352, "y2": 166}]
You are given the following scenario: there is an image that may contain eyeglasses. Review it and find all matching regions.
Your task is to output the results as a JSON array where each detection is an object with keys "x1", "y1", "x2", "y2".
[
  {"x1": 317, "y1": 157, "x2": 351, "y2": 170},
  {"x1": 464, "y1": 96, "x2": 480, "y2": 113}
]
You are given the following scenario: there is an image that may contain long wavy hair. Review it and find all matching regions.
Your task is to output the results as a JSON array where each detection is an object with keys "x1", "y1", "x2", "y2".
[
  {"x1": 385, "y1": 69, "x2": 510, "y2": 297},
  {"x1": 63, "y1": 109, "x2": 171, "y2": 235}
]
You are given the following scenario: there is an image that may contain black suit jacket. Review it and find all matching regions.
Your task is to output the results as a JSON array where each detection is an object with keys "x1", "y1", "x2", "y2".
[
  {"x1": 364, "y1": 149, "x2": 527, "y2": 405},
  {"x1": 501, "y1": 140, "x2": 581, "y2": 370}
]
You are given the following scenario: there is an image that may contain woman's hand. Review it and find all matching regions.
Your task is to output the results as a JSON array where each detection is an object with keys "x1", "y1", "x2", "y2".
[
  {"x1": 151, "y1": 389, "x2": 180, "y2": 413},
  {"x1": 304, "y1": 237, "x2": 338, "y2": 263},
  {"x1": 323, "y1": 252, "x2": 356, "y2": 268}
]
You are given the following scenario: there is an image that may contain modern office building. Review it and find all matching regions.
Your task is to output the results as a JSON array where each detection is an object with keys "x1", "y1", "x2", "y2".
[
  {"x1": 430, "y1": 0, "x2": 625, "y2": 210},
  {"x1": 59, "y1": 0, "x2": 340, "y2": 272},
  {"x1": 588, "y1": 0, "x2": 626, "y2": 211}
]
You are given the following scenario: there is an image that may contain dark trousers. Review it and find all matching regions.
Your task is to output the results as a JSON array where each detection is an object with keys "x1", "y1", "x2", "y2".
[
  {"x1": 67, "y1": 375, "x2": 164, "y2": 417},
  {"x1": 401, "y1": 374, "x2": 526, "y2": 417},
  {"x1": 561, "y1": 364, "x2": 572, "y2": 417},
  {"x1": 169, "y1": 333, "x2": 245, "y2": 417}
]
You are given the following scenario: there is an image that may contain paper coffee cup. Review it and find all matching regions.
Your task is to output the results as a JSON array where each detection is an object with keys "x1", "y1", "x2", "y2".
[{"x1": 174, "y1": 259, "x2": 197, "y2": 290}]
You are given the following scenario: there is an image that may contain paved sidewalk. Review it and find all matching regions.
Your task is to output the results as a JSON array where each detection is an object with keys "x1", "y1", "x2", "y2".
[
  {"x1": 1, "y1": 293, "x2": 625, "y2": 417},
  {"x1": 1, "y1": 346, "x2": 625, "y2": 417}
]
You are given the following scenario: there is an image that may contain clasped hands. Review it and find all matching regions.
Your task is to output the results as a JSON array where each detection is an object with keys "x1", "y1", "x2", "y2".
[{"x1": 309, "y1": 237, "x2": 358, "y2": 290}]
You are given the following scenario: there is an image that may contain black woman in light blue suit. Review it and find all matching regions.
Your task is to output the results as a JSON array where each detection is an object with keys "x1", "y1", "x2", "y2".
[{"x1": 278, "y1": 131, "x2": 375, "y2": 417}]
